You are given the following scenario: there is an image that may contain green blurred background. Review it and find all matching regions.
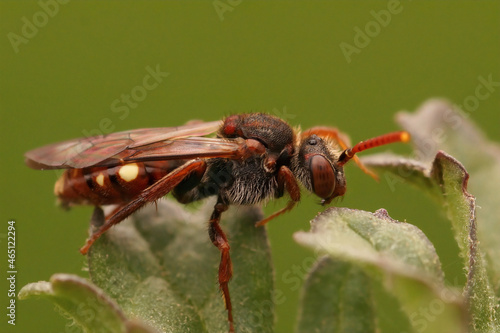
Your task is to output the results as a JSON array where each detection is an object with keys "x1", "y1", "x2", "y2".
[{"x1": 1, "y1": 1, "x2": 499, "y2": 332}]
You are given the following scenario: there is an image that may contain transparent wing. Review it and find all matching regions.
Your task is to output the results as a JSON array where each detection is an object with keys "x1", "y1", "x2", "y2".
[{"x1": 25, "y1": 120, "x2": 245, "y2": 169}]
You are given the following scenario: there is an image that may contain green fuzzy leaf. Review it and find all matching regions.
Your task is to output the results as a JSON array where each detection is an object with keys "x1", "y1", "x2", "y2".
[
  {"x1": 296, "y1": 256, "x2": 376, "y2": 333},
  {"x1": 363, "y1": 99, "x2": 500, "y2": 332},
  {"x1": 396, "y1": 99, "x2": 500, "y2": 292},
  {"x1": 18, "y1": 273, "x2": 156, "y2": 333},
  {"x1": 294, "y1": 207, "x2": 466, "y2": 333},
  {"x1": 88, "y1": 199, "x2": 274, "y2": 333}
]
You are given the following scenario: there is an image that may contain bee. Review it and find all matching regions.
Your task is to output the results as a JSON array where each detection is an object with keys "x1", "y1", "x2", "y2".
[{"x1": 25, "y1": 113, "x2": 410, "y2": 332}]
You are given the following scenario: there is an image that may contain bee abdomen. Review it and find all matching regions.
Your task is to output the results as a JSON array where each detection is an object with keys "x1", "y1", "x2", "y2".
[{"x1": 54, "y1": 161, "x2": 175, "y2": 206}]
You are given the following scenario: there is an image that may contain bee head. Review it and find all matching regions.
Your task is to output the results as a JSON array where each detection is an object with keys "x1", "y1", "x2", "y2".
[
  {"x1": 292, "y1": 126, "x2": 410, "y2": 205},
  {"x1": 292, "y1": 132, "x2": 346, "y2": 205}
]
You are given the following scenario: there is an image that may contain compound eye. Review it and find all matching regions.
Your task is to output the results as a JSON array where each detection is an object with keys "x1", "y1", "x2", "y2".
[{"x1": 310, "y1": 155, "x2": 336, "y2": 199}]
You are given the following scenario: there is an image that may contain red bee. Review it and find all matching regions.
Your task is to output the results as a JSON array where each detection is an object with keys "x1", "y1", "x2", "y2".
[{"x1": 25, "y1": 113, "x2": 409, "y2": 332}]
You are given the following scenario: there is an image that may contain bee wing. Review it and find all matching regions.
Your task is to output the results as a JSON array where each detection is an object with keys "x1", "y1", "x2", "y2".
[
  {"x1": 24, "y1": 120, "x2": 243, "y2": 169},
  {"x1": 90, "y1": 137, "x2": 244, "y2": 168}
]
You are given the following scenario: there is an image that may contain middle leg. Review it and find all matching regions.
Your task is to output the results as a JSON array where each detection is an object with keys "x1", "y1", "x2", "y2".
[{"x1": 208, "y1": 199, "x2": 234, "y2": 333}]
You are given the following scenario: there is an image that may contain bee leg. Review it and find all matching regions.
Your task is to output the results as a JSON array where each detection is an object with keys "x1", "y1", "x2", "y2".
[
  {"x1": 208, "y1": 199, "x2": 234, "y2": 333},
  {"x1": 85, "y1": 204, "x2": 129, "y2": 240},
  {"x1": 89, "y1": 205, "x2": 125, "y2": 229},
  {"x1": 89, "y1": 206, "x2": 105, "y2": 229},
  {"x1": 255, "y1": 165, "x2": 301, "y2": 227},
  {"x1": 79, "y1": 159, "x2": 207, "y2": 255}
]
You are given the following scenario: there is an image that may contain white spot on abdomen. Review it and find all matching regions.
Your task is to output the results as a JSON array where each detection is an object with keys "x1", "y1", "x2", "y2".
[
  {"x1": 118, "y1": 163, "x2": 139, "y2": 182},
  {"x1": 96, "y1": 173, "x2": 105, "y2": 186},
  {"x1": 54, "y1": 176, "x2": 65, "y2": 195}
]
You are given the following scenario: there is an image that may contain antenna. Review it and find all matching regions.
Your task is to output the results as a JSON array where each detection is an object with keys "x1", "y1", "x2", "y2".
[{"x1": 338, "y1": 131, "x2": 410, "y2": 166}]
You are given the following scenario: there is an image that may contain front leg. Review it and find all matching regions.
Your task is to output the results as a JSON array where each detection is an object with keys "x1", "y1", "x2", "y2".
[
  {"x1": 208, "y1": 199, "x2": 234, "y2": 332},
  {"x1": 255, "y1": 165, "x2": 301, "y2": 227}
]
